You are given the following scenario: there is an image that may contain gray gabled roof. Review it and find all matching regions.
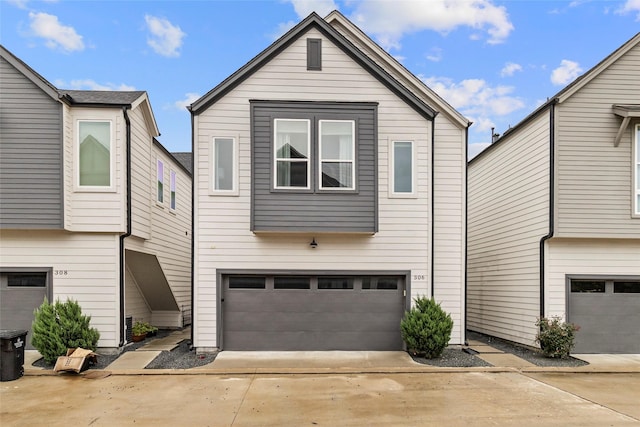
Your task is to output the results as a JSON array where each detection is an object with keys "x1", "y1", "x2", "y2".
[
  {"x1": 171, "y1": 152, "x2": 193, "y2": 175},
  {"x1": 59, "y1": 90, "x2": 146, "y2": 106},
  {"x1": 189, "y1": 12, "x2": 437, "y2": 121}
]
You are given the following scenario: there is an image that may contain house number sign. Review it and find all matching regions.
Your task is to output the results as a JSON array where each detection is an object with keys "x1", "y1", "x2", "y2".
[{"x1": 54, "y1": 270, "x2": 69, "y2": 276}]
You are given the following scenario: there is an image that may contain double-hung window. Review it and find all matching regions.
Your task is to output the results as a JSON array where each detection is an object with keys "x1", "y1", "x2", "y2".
[
  {"x1": 78, "y1": 120, "x2": 112, "y2": 188},
  {"x1": 319, "y1": 120, "x2": 355, "y2": 190},
  {"x1": 157, "y1": 160, "x2": 164, "y2": 204},
  {"x1": 274, "y1": 119, "x2": 310, "y2": 189},
  {"x1": 635, "y1": 124, "x2": 639, "y2": 215}
]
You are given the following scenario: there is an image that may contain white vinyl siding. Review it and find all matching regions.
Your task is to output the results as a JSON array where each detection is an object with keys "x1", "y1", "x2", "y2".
[
  {"x1": 127, "y1": 147, "x2": 193, "y2": 318},
  {"x1": 0, "y1": 230, "x2": 120, "y2": 348},
  {"x1": 635, "y1": 124, "x2": 640, "y2": 215},
  {"x1": 555, "y1": 40, "x2": 640, "y2": 238},
  {"x1": 129, "y1": 105, "x2": 152, "y2": 240},
  {"x1": 192, "y1": 27, "x2": 466, "y2": 349},
  {"x1": 211, "y1": 137, "x2": 238, "y2": 195},
  {"x1": 467, "y1": 112, "x2": 551, "y2": 346},
  {"x1": 66, "y1": 108, "x2": 125, "y2": 232},
  {"x1": 546, "y1": 238, "x2": 640, "y2": 319}
]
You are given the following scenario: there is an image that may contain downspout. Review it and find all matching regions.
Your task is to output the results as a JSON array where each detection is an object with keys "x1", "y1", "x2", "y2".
[
  {"x1": 430, "y1": 121, "x2": 436, "y2": 298},
  {"x1": 119, "y1": 106, "x2": 132, "y2": 347},
  {"x1": 463, "y1": 124, "x2": 469, "y2": 345},
  {"x1": 539, "y1": 101, "x2": 557, "y2": 318},
  {"x1": 189, "y1": 110, "x2": 195, "y2": 350}
]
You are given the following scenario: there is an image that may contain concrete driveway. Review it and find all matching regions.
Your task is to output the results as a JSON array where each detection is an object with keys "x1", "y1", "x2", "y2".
[{"x1": 2, "y1": 371, "x2": 638, "y2": 426}]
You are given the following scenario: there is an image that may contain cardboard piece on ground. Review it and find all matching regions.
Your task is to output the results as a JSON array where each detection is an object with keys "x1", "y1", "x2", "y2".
[{"x1": 53, "y1": 348, "x2": 98, "y2": 373}]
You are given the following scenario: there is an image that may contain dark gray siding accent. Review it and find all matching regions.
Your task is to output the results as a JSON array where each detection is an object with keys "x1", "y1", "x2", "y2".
[
  {"x1": 251, "y1": 101, "x2": 377, "y2": 233},
  {"x1": 0, "y1": 57, "x2": 63, "y2": 229},
  {"x1": 307, "y1": 38, "x2": 322, "y2": 70}
]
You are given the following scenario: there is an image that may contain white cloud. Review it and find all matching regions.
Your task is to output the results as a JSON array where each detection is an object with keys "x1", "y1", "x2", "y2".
[
  {"x1": 349, "y1": 0, "x2": 514, "y2": 51},
  {"x1": 144, "y1": 15, "x2": 186, "y2": 58},
  {"x1": 422, "y1": 75, "x2": 525, "y2": 134},
  {"x1": 174, "y1": 92, "x2": 201, "y2": 110},
  {"x1": 500, "y1": 62, "x2": 522, "y2": 77},
  {"x1": 426, "y1": 47, "x2": 443, "y2": 62},
  {"x1": 29, "y1": 12, "x2": 84, "y2": 53},
  {"x1": 287, "y1": 0, "x2": 339, "y2": 18},
  {"x1": 7, "y1": 0, "x2": 29, "y2": 9},
  {"x1": 616, "y1": 0, "x2": 640, "y2": 20},
  {"x1": 550, "y1": 59, "x2": 583, "y2": 85},
  {"x1": 56, "y1": 79, "x2": 136, "y2": 91}
]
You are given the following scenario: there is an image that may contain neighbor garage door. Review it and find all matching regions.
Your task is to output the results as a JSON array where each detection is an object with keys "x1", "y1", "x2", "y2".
[
  {"x1": 568, "y1": 278, "x2": 640, "y2": 353},
  {"x1": 222, "y1": 275, "x2": 406, "y2": 350},
  {"x1": 0, "y1": 271, "x2": 51, "y2": 350}
]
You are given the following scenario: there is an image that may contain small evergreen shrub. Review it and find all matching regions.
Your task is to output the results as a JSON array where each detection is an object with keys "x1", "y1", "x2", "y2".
[
  {"x1": 535, "y1": 316, "x2": 579, "y2": 359},
  {"x1": 400, "y1": 296, "x2": 454, "y2": 359},
  {"x1": 31, "y1": 298, "x2": 100, "y2": 364}
]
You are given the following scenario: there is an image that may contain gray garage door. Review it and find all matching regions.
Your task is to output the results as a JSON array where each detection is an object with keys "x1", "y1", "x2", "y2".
[
  {"x1": 0, "y1": 271, "x2": 50, "y2": 350},
  {"x1": 222, "y1": 275, "x2": 406, "y2": 351},
  {"x1": 568, "y1": 278, "x2": 640, "y2": 353}
]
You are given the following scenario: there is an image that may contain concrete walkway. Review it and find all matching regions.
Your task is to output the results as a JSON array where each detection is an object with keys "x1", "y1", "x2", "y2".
[{"x1": 22, "y1": 332, "x2": 640, "y2": 374}]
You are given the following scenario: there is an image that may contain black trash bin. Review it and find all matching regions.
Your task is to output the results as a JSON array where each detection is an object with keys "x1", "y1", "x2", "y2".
[{"x1": 0, "y1": 330, "x2": 28, "y2": 381}]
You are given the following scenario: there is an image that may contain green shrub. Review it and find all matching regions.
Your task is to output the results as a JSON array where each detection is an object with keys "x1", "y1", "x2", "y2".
[
  {"x1": 400, "y1": 296, "x2": 454, "y2": 359},
  {"x1": 535, "y1": 316, "x2": 579, "y2": 359},
  {"x1": 31, "y1": 298, "x2": 100, "y2": 364}
]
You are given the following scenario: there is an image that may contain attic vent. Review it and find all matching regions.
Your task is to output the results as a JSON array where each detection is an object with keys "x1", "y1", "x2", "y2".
[{"x1": 307, "y1": 38, "x2": 322, "y2": 71}]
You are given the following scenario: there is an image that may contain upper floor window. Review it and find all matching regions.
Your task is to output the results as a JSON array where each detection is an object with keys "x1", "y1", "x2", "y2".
[
  {"x1": 212, "y1": 137, "x2": 237, "y2": 194},
  {"x1": 170, "y1": 170, "x2": 177, "y2": 211},
  {"x1": 635, "y1": 124, "x2": 639, "y2": 215},
  {"x1": 390, "y1": 140, "x2": 416, "y2": 197},
  {"x1": 319, "y1": 120, "x2": 355, "y2": 190},
  {"x1": 78, "y1": 120, "x2": 112, "y2": 188},
  {"x1": 157, "y1": 159, "x2": 164, "y2": 204},
  {"x1": 274, "y1": 119, "x2": 310, "y2": 189}
]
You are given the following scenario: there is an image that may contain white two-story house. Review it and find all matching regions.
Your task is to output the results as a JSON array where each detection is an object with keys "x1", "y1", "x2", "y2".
[
  {"x1": 467, "y1": 32, "x2": 640, "y2": 353},
  {"x1": 0, "y1": 45, "x2": 192, "y2": 350},
  {"x1": 189, "y1": 12, "x2": 470, "y2": 351}
]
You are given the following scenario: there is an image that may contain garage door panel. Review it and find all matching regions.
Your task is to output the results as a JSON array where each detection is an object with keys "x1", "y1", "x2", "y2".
[
  {"x1": 569, "y1": 282, "x2": 640, "y2": 354},
  {"x1": 222, "y1": 274, "x2": 406, "y2": 350}
]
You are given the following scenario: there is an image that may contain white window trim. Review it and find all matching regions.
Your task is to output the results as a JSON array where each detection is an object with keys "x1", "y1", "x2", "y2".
[
  {"x1": 210, "y1": 136, "x2": 239, "y2": 196},
  {"x1": 273, "y1": 119, "x2": 311, "y2": 190},
  {"x1": 634, "y1": 124, "x2": 640, "y2": 217},
  {"x1": 389, "y1": 140, "x2": 417, "y2": 198},
  {"x1": 74, "y1": 119, "x2": 115, "y2": 192},
  {"x1": 156, "y1": 159, "x2": 164, "y2": 206},
  {"x1": 318, "y1": 120, "x2": 356, "y2": 191},
  {"x1": 169, "y1": 169, "x2": 177, "y2": 212}
]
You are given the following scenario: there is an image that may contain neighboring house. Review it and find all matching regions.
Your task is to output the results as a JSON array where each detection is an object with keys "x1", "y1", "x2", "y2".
[
  {"x1": 0, "y1": 45, "x2": 192, "y2": 350},
  {"x1": 189, "y1": 12, "x2": 470, "y2": 351},
  {"x1": 467, "y1": 33, "x2": 640, "y2": 353}
]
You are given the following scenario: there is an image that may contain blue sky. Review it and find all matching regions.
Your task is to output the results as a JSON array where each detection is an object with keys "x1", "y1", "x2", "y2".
[{"x1": 2, "y1": 0, "x2": 639, "y2": 157}]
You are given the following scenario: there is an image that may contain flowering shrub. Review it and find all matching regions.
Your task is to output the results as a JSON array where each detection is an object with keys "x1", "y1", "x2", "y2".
[{"x1": 535, "y1": 316, "x2": 579, "y2": 359}]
